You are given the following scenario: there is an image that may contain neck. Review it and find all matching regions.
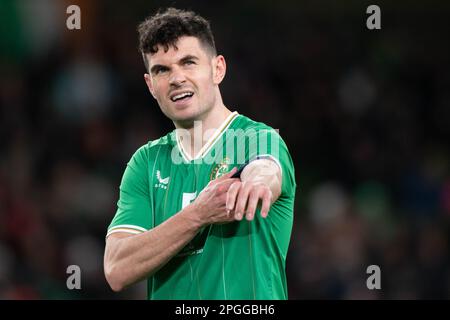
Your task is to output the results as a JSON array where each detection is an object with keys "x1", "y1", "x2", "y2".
[{"x1": 175, "y1": 103, "x2": 233, "y2": 159}]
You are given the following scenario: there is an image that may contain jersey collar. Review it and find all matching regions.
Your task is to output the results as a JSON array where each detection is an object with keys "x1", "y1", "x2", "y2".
[{"x1": 176, "y1": 111, "x2": 239, "y2": 162}]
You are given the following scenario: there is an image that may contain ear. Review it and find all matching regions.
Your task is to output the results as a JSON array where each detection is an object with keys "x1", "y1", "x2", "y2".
[
  {"x1": 212, "y1": 55, "x2": 226, "y2": 85},
  {"x1": 144, "y1": 73, "x2": 156, "y2": 99}
]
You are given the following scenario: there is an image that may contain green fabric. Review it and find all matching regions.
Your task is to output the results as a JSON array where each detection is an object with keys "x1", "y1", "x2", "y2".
[{"x1": 108, "y1": 113, "x2": 296, "y2": 299}]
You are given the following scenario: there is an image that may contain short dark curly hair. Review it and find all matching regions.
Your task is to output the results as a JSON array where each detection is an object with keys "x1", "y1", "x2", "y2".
[{"x1": 138, "y1": 8, "x2": 217, "y2": 71}]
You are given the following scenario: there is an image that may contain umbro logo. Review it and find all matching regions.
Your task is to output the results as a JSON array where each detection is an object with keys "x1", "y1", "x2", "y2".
[{"x1": 155, "y1": 170, "x2": 170, "y2": 189}]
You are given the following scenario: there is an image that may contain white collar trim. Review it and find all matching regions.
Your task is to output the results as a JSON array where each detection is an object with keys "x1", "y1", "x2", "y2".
[{"x1": 176, "y1": 111, "x2": 239, "y2": 161}]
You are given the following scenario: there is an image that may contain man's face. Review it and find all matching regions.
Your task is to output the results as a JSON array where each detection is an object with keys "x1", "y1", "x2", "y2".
[{"x1": 144, "y1": 36, "x2": 225, "y2": 125}]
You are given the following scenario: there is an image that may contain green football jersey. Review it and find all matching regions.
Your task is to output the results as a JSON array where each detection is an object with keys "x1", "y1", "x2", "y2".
[{"x1": 107, "y1": 112, "x2": 296, "y2": 299}]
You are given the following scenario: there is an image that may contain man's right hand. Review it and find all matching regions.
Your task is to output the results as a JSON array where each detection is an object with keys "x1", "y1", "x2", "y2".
[{"x1": 189, "y1": 167, "x2": 239, "y2": 226}]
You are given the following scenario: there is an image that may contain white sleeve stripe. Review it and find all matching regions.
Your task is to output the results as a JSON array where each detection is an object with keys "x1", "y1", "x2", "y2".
[
  {"x1": 108, "y1": 224, "x2": 147, "y2": 232},
  {"x1": 106, "y1": 228, "x2": 143, "y2": 238},
  {"x1": 106, "y1": 224, "x2": 148, "y2": 238}
]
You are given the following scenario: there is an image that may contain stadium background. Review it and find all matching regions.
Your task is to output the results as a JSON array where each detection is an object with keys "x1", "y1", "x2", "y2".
[{"x1": 0, "y1": 0, "x2": 449, "y2": 299}]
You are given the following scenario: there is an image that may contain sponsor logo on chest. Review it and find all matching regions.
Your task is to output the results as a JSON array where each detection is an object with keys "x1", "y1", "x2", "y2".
[{"x1": 154, "y1": 170, "x2": 170, "y2": 189}]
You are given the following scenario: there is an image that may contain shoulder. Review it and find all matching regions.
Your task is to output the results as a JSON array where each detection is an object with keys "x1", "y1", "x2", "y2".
[
  {"x1": 233, "y1": 114, "x2": 273, "y2": 131},
  {"x1": 233, "y1": 114, "x2": 285, "y2": 142},
  {"x1": 129, "y1": 132, "x2": 174, "y2": 165}
]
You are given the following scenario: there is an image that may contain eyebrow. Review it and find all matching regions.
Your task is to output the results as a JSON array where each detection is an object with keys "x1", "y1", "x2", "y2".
[
  {"x1": 179, "y1": 55, "x2": 199, "y2": 63},
  {"x1": 150, "y1": 55, "x2": 199, "y2": 75}
]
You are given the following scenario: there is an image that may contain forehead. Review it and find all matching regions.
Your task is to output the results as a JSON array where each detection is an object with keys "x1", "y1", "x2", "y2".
[{"x1": 147, "y1": 36, "x2": 208, "y2": 66}]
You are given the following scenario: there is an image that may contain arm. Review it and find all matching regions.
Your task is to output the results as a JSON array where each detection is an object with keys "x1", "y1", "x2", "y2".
[
  {"x1": 240, "y1": 158, "x2": 282, "y2": 200},
  {"x1": 104, "y1": 169, "x2": 238, "y2": 292},
  {"x1": 226, "y1": 158, "x2": 282, "y2": 221},
  {"x1": 104, "y1": 205, "x2": 201, "y2": 292}
]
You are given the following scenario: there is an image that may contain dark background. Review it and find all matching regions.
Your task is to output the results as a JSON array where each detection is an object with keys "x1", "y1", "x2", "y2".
[{"x1": 0, "y1": 0, "x2": 449, "y2": 299}]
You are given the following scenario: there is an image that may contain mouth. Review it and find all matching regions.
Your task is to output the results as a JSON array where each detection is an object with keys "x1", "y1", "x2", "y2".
[{"x1": 170, "y1": 91, "x2": 194, "y2": 103}]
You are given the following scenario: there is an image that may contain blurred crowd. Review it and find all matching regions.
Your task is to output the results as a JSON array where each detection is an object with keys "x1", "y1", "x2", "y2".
[{"x1": 0, "y1": 0, "x2": 449, "y2": 299}]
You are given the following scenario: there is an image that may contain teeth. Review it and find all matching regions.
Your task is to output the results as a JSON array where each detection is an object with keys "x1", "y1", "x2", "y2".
[{"x1": 171, "y1": 92, "x2": 193, "y2": 101}]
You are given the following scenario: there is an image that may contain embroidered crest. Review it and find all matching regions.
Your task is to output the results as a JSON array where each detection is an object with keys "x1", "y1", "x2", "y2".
[{"x1": 209, "y1": 157, "x2": 231, "y2": 180}]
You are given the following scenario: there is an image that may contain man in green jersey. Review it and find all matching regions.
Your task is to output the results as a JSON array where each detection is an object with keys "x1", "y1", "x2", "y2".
[{"x1": 104, "y1": 7, "x2": 296, "y2": 299}]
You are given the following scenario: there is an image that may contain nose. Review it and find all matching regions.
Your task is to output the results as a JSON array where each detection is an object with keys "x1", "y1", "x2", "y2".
[{"x1": 169, "y1": 66, "x2": 186, "y2": 87}]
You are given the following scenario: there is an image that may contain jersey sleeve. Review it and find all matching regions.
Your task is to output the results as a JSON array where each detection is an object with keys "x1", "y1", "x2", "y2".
[
  {"x1": 244, "y1": 128, "x2": 296, "y2": 199},
  {"x1": 107, "y1": 145, "x2": 153, "y2": 237}
]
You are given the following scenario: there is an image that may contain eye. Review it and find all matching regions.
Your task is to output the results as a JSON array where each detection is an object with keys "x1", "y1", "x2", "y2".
[
  {"x1": 154, "y1": 67, "x2": 169, "y2": 75},
  {"x1": 184, "y1": 60, "x2": 196, "y2": 66}
]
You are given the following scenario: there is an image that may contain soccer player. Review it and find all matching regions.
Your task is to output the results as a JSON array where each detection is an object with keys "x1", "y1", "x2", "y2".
[{"x1": 104, "y1": 8, "x2": 296, "y2": 299}]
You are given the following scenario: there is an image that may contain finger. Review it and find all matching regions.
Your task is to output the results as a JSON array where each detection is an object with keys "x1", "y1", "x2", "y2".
[
  {"x1": 216, "y1": 178, "x2": 240, "y2": 194},
  {"x1": 245, "y1": 188, "x2": 261, "y2": 221},
  {"x1": 213, "y1": 167, "x2": 238, "y2": 182},
  {"x1": 220, "y1": 193, "x2": 231, "y2": 211},
  {"x1": 226, "y1": 181, "x2": 241, "y2": 212},
  {"x1": 234, "y1": 182, "x2": 251, "y2": 221},
  {"x1": 260, "y1": 189, "x2": 272, "y2": 218}
]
